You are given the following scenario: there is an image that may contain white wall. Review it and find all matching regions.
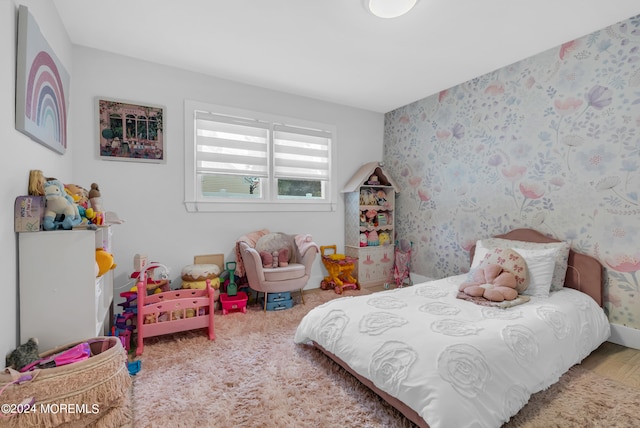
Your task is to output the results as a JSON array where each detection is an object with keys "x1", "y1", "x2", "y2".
[
  {"x1": 1, "y1": 1, "x2": 74, "y2": 357},
  {"x1": 70, "y1": 47, "x2": 383, "y2": 312}
]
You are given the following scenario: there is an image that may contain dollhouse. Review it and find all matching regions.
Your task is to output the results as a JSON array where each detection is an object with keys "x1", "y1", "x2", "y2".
[{"x1": 342, "y1": 162, "x2": 400, "y2": 287}]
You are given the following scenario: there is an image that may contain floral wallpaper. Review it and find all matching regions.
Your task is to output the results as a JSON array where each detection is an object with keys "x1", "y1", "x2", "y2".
[{"x1": 383, "y1": 15, "x2": 640, "y2": 329}]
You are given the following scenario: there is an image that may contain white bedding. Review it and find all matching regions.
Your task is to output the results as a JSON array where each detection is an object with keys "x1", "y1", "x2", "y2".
[{"x1": 294, "y1": 274, "x2": 611, "y2": 428}]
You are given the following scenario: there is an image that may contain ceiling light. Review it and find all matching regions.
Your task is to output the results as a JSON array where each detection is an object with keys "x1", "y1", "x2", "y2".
[{"x1": 366, "y1": 0, "x2": 418, "y2": 19}]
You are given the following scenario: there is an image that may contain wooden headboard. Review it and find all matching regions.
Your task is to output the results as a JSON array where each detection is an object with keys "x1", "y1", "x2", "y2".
[{"x1": 470, "y1": 228, "x2": 604, "y2": 307}]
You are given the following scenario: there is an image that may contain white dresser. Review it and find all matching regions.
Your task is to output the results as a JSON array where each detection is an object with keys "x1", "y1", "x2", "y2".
[{"x1": 18, "y1": 227, "x2": 114, "y2": 351}]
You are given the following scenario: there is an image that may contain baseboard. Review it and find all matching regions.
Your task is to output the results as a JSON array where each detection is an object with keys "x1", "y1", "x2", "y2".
[
  {"x1": 410, "y1": 272, "x2": 434, "y2": 284},
  {"x1": 608, "y1": 323, "x2": 640, "y2": 350}
]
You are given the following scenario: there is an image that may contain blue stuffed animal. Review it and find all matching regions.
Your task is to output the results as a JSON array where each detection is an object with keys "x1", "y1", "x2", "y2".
[{"x1": 43, "y1": 180, "x2": 82, "y2": 230}]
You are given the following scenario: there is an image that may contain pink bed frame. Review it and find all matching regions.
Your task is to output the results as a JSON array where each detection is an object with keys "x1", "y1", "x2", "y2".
[
  {"x1": 313, "y1": 228, "x2": 605, "y2": 428},
  {"x1": 135, "y1": 263, "x2": 215, "y2": 356}
]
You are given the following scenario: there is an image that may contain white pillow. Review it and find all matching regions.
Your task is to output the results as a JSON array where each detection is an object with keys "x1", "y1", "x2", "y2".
[
  {"x1": 474, "y1": 238, "x2": 570, "y2": 291},
  {"x1": 472, "y1": 240, "x2": 559, "y2": 297},
  {"x1": 515, "y1": 252, "x2": 556, "y2": 297}
]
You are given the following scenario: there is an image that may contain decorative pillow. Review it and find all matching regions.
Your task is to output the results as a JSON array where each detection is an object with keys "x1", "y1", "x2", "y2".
[
  {"x1": 255, "y1": 233, "x2": 293, "y2": 268},
  {"x1": 473, "y1": 238, "x2": 570, "y2": 292},
  {"x1": 472, "y1": 241, "x2": 556, "y2": 297},
  {"x1": 471, "y1": 247, "x2": 529, "y2": 293}
]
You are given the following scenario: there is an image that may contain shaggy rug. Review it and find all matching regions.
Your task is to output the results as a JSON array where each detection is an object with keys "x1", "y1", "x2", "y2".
[{"x1": 132, "y1": 289, "x2": 640, "y2": 428}]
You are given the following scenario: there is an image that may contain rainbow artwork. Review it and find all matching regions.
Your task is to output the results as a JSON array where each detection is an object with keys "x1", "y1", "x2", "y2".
[{"x1": 16, "y1": 6, "x2": 70, "y2": 154}]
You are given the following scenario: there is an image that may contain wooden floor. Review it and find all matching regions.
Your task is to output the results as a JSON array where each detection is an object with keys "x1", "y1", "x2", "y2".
[
  {"x1": 364, "y1": 284, "x2": 640, "y2": 389},
  {"x1": 581, "y1": 341, "x2": 640, "y2": 388}
]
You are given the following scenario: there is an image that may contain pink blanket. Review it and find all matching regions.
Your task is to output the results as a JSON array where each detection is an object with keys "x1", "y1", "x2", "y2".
[
  {"x1": 235, "y1": 229, "x2": 270, "y2": 277},
  {"x1": 295, "y1": 234, "x2": 320, "y2": 257}
]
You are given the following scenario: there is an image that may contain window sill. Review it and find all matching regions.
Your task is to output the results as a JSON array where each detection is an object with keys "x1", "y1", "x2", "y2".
[{"x1": 184, "y1": 200, "x2": 337, "y2": 213}]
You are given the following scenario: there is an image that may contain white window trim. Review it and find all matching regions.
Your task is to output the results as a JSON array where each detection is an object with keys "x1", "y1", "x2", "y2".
[{"x1": 184, "y1": 100, "x2": 337, "y2": 213}]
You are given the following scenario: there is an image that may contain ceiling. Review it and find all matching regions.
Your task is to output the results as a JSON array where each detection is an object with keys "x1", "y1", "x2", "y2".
[{"x1": 52, "y1": 0, "x2": 640, "y2": 113}]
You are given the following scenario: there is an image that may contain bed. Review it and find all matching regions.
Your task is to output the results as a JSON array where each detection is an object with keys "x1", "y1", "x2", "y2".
[{"x1": 294, "y1": 229, "x2": 611, "y2": 428}]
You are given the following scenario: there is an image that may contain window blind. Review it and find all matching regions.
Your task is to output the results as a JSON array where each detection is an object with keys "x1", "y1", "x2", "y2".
[
  {"x1": 195, "y1": 112, "x2": 269, "y2": 177},
  {"x1": 273, "y1": 125, "x2": 331, "y2": 181}
]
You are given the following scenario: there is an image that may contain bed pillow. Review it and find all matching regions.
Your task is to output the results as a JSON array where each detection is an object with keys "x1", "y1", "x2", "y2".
[
  {"x1": 474, "y1": 238, "x2": 570, "y2": 291},
  {"x1": 472, "y1": 240, "x2": 558, "y2": 297},
  {"x1": 516, "y1": 252, "x2": 556, "y2": 297}
]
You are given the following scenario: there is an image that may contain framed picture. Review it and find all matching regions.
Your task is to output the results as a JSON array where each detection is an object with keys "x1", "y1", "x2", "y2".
[
  {"x1": 16, "y1": 5, "x2": 70, "y2": 155},
  {"x1": 97, "y1": 98, "x2": 165, "y2": 163}
]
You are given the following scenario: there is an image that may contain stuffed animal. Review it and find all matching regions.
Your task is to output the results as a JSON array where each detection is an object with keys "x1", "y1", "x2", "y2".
[
  {"x1": 375, "y1": 189, "x2": 387, "y2": 206},
  {"x1": 96, "y1": 248, "x2": 117, "y2": 277},
  {"x1": 360, "y1": 188, "x2": 376, "y2": 206},
  {"x1": 365, "y1": 209, "x2": 378, "y2": 226},
  {"x1": 258, "y1": 248, "x2": 289, "y2": 268},
  {"x1": 43, "y1": 180, "x2": 82, "y2": 230},
  {"x1": 5, "y1": 338, "x2": 40, "y2": 371},
  {"x1": 255, "y1": 232, "x2": 293, "y2": 268},
  {"x1": 260, "y1": 251, "x2": 273, "y2": 268},
  {"x1": 459, "y1": 263, "x2": 519, "y2": 302},
  {"x1": 65, "y1": 183, "x2": 89, "y2": 209}
]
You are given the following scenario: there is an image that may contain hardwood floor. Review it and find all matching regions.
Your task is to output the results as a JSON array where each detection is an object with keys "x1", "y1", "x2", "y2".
[
  {"x1": 581, "y1": 341, "x2": 640, "y2": 388},
  {"x1": 363, "y1": 284, "x2": 640, "y2": 389}
]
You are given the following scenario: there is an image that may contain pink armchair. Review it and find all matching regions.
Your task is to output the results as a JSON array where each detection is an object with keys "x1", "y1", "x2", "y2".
[{"x1": 237, "y1": 233, "x2": 318, "y2": 311}]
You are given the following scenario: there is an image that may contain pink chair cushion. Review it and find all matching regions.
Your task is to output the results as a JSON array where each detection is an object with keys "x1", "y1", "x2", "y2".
[{"x1": 263, "y1": 263, "x2": 305, "y2": 281}]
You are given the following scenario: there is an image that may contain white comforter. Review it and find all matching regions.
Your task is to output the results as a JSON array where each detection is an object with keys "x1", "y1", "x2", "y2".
[{"x1": 294, "y1": 275, "x2": 610, "y2": 428}]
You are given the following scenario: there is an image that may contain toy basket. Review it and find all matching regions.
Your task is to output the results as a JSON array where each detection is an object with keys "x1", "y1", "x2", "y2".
[{"x1": 0, "y1": 336, "x2": 131, "y2": 427}]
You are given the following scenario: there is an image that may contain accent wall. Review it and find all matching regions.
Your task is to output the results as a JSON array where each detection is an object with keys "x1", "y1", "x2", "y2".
[{"x1": 383, "y1": 15, "x2": 640, "y2": 333}]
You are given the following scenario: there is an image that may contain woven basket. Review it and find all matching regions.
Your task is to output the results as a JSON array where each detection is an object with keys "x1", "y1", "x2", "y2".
[{"x1": 0, "y1": 336, "x2": 132, "y2": 428}]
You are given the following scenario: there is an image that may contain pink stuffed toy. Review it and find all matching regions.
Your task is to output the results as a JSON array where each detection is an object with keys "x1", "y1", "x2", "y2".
[
  {"x1": 259, "y1": 248, "x2": 289, "y2": 268},
  {"x1": 459, "y1": 263, "x2": 519, "y2": 302},
  {"x1": 259, "y1": 251, "x2": 273, "y2": 268}
]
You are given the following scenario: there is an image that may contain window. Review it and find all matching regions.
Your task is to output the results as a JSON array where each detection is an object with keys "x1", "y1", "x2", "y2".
[{"x1": 184, "y1": 100, "x2": 337, "y2": 212}]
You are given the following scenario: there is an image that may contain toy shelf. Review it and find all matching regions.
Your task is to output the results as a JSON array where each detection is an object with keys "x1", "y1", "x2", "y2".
[{"x1": 342, "y1": 162, "x2": 400, "y2": 288}]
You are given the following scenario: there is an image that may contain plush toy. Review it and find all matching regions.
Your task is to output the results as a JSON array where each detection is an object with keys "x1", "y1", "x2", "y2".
[
  {"x1": 43, "y1": 180, "x2": 82, "y2": 230},
  {"x1": 96, "y1": 248, "x2": 117, "y2": 277},
  {"x1": 5, "y1": 338, "x2": 40, "y2": 371},
  {"x1": 278, "y1": 248, "x2": 289, "y2": 267},
  {"x1": 360, "y1": 233, "x2": 368, "y2": 247},
  {"x1": 379, "y1": 231, "x2": 391, "y2": 246},
  {"x1": 365, "y1": 209, "x2": 378, "y2": 226},
  {"x1": 459, "y1": 264, "x2": 519, "y2": 302},
  {"x1": 360, "y1": 188, "x2": 376, "y2": 206},
  {"x1": 258, "y1": 248, "x2": 289, "y2": 268},
  {"x1": 375, "y1": 189, "x2": 387, "y2": 206},
  {"x1": 259, "y1": 251, "x2": 273, "y2": 268},
  {"x1": 459, "y1": 247, "x2": 529, "y2": 302},
  {"x1": 367, "y1": 230, "x2": 379, "y2": 246},
  {"x1": 65, "y1": 183, "x2": 89, "y2": 209},
  {"x1": 255, "y1": 232, "x2": 293, "y2": 268}
]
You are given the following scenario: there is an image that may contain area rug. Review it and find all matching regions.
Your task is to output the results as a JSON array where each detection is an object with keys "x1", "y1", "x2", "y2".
[{"x1": 132, "y1": 289, "x2": 640, "y2": 428}]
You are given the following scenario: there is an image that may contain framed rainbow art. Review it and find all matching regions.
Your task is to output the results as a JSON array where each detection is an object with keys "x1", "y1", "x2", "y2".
[{"x1": 15, "y1": 5, "x2": 70, "y2": 155}]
